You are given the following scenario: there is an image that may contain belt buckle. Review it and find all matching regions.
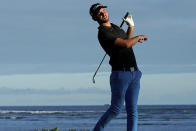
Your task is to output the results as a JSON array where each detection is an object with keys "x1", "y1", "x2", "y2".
[{"x1": 130, "y1": 67, "x2": 135, "y2": 72}]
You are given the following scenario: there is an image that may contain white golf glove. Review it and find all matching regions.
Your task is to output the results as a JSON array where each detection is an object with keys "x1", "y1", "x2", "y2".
[{"x1": 123, "y1": 14, "x2": 134, "y2": 27}]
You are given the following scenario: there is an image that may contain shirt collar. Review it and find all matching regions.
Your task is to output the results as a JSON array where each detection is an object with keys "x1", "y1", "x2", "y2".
[{"x1": 98, "y1": 23, "x2": 115, "y2": 30}]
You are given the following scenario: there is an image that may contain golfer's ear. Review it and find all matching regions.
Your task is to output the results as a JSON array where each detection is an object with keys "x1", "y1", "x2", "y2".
[
  {"x1": 114, "y1": 38, "x2": 129, "y2": 48},
  {"x1": 92, "y1": 15, "x2": 98, "y2": 21}
]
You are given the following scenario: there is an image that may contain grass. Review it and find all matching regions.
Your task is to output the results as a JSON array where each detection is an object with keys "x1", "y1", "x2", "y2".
[
  {"x1": 26, "y1": 127, "x2": 58, "y2": 131},
  {"x1": 26, "y1": 128, "x2": 90, "y2": 131}
]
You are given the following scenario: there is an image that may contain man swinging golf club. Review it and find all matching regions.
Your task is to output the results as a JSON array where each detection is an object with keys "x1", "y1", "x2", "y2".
[{"x1": 90, "y1": 3, "x2": 147, "y2": 131}]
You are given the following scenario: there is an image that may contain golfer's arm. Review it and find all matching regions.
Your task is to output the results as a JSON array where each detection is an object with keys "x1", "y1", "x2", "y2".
[
  {"x1": 114, "y1": 36, "x2": 141, "y2": 48},
  {"x1": 127, "y1": 26, "x2": 134, "y2": 38}
]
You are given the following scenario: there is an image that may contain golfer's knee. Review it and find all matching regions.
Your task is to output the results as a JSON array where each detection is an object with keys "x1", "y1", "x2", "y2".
[
  {"x1": 126, "y1": 107, "x2": 138, "y2": 118},
  {"x1": 110, "y1": 104, "x2": 123, "y2": 116}
]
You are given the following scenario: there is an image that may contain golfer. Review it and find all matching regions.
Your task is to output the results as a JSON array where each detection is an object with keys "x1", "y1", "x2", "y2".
[{"x1": 89, "y1": 3, "x2": 147, "y2": 131}]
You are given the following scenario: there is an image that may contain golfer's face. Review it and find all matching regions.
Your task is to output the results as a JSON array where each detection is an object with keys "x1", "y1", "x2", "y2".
[{"x1": 97, "y1": 8, "x2": 109, "y2": 22}]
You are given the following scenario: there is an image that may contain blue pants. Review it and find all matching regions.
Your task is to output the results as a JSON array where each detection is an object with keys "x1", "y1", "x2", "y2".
[{"x1": 93, "y1": 70, "x2": 142, "y2": 131}]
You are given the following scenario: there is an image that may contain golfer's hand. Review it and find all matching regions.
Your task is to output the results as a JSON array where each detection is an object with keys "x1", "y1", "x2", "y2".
[
  {"x1": 123, "y1": 14, "x2": 134, "y2": 27},
  {"x1": 138, "y1": 35, "x2": 148, "y2": 43}
]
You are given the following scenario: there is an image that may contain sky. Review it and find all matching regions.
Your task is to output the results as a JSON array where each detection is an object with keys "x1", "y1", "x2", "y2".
[{"x1": 0, "y1": 0, "x2": 195, "y2": 105}]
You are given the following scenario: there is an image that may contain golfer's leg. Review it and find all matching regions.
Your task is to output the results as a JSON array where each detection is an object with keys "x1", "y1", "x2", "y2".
[
  {"x1": 125, "y1": 70, "x2": 142, "y2": 131},
  {"x1": 93, "y1": 71, "x2": 128, "y2": 131}
]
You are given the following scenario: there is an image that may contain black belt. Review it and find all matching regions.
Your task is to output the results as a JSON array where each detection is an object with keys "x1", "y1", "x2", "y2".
[{"x1": 112, "y1": 66, "x2": 138, "y2": 72}]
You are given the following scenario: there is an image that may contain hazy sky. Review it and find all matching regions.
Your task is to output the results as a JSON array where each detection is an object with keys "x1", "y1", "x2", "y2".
[{"x1": 0, "y1": 0, "x2": 195, "y2": 105}]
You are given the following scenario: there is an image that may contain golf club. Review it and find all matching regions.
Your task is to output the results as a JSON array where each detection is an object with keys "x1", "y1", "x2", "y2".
[{"x1": 92, "y1": 12, "x2": 130, "y2": 84}]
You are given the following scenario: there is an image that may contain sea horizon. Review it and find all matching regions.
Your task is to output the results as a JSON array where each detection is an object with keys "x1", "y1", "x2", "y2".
[
  {"x1": 1, "y1": 105, "x2": 196, "y2": 131},
  {"x1": 0, "y1": 104, "x2": 196, "y2": 106}
]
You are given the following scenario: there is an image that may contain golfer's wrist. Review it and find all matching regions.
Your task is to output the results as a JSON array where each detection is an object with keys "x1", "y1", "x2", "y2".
[{"x1": 128, "y1": 26, "x2": 134, "y2": 29}]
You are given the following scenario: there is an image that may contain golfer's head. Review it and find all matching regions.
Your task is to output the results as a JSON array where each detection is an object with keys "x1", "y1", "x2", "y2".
[{"x1": 89, "y1": 3, "x2": 109, "y2": 23}]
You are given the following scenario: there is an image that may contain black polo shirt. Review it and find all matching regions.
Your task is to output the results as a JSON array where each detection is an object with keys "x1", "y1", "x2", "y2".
[{"x1": 98, "y1": 23, "x2": 138, "y2": 69}]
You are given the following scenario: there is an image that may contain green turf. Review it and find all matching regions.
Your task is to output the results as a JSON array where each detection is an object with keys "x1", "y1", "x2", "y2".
[{"x1": 26, "y1": 128, "x2": 90, "y2": 131}]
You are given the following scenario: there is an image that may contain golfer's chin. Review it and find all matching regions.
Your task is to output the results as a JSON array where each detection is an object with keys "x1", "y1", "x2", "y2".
[
  {"x1": 101, "y1": 18, "x2": 109, "y2": 23},
  {"x1": 104, "y1": 16, "x2": 109, "y2": 22}
]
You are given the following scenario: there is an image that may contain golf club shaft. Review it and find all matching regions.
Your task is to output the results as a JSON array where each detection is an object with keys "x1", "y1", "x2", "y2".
[
  {"x1": 92, "y1": 12, "x2": 129, "y2": 84},
  {"x1": 120, "y1": 12, "x2": 129, "y2": 28}
]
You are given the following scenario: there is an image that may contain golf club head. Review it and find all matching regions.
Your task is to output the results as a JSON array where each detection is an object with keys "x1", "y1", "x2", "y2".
[{"x1": 93, "y1": 78, "x2": 95, "y2": 84}]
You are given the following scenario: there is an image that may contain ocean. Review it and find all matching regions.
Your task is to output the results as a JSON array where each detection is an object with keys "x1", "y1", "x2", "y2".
[{"x1": 0, "y1": 105, "x2": 196, "y2": 131}]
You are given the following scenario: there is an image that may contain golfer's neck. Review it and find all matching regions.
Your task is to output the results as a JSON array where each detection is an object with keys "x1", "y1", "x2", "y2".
[{"x1": 101, "y1": 21, "x2": 111, "y2": 27}]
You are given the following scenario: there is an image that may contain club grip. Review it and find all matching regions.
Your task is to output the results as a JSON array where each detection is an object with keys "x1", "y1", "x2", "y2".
[
  {"x1": 124, "y1": 12, "x2": 130, "y2": 19},
  {"x1": 120, "y1": 12, "x2": 130, "y2": 28}
]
